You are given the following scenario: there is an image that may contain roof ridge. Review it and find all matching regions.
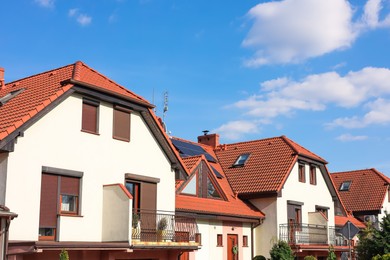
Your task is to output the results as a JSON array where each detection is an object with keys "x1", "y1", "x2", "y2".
[
  {"x1": 281, "y1": 135, "x2": 327, "y2": 163},
  {"x1": 4, "y1": 63, "x2": 74, "y2": 86},
  {"x1": 221, "y1": 136, "x2": 283, "y2": 147},
  {"x1": 76, "y1": 62, "x2": 148, "y2": 103},
  {"x1": 332, "y1": 168, "x2": 377, "y2": 175}
]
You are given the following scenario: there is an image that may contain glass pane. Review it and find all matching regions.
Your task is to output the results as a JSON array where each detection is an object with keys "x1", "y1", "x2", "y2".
[
  {"x1": 61, "y1": 195, "x2": 77, "y2": 212},
  {"x1": 182, "y1": 175, "x2": 197, "y2": 195},
  {"x1": 207, "y1": 178, "x2": 221, "y2": 198}
]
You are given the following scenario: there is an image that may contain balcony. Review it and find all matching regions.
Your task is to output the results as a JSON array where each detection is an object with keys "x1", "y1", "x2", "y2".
[
  {"x1": 279, "y1": 223, "x2": 331, "y2": 245},
  {"x1": 131, "y1": 209, "x2": 200, "y2": 245}
]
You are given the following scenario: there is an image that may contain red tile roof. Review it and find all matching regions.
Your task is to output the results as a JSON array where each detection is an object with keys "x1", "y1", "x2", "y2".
[
  {"x1": 335, "y1": 215, "x2": 366, "y2": 229},
  {"x1": 173, "y1": 140, "x2": 264, "y2": 220},
  {"x1": 0, "y1": 61, "x2": 151, "y2": 142},
  {"x1": 215, "y1": 136, "x2": 326, "y2": 195},
  {"x1": 331, "y1": 168, "x2": 390, "y2": 212}
]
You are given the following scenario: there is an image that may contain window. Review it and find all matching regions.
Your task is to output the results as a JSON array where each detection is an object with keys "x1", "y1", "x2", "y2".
[
  {"x1": 243, "y1": 235, "x2": 248, "y2": 247},
  {"x1": 0, "y1": 88, "x2": 24, "y2": 106},
  {"x1": 125, "y1": 182, "x2": 140, "y2": 210},
  {"x1": 39, "y1": 167, "x2": 82, "y2": 241},
  {"x1": 113, "y1": 106, "x2": 131, "y2": 141},
  {"x1": 125, "y1": 173, "x2": 159, "y2": 211},
  {"x1": 180, "y1": 162, "x2": 223, "y2": 200},
  {"x1": 339, "y1": 181, "x2": 352, "y2": 191},
  {"x1": 233, "y1": 153, "x2": 250, "y2": 167},
  {"x1": 310, "y1": 165, "x2": 316, "y2": 185},
  {"x1": 217, "y1": 234, "x2": 223, "y2": 246},
  {"x1": 298, "y1": 164, "x2": 305, "y2": 183},
  {"x1": 82, "y1": 99, "x2": 99, "y2": 134}
]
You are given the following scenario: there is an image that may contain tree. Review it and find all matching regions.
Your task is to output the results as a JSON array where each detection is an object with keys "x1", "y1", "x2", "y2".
[
  {"x1": 356, "y1": 212, "x2": 390, "y2": 259},
  {"x1": 327, "y1": 245, "x2": 336, "y2": 260},
  {"x1": 269, "y1": 240, "x2": 294, "y2": 260}
]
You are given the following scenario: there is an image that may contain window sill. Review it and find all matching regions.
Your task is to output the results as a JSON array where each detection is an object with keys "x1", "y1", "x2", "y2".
[
  {"x1": 59, "y1": 213, "x2": 83, "y2": 218},
  {"x1": 81, "y1": 129, "x2": 100, "y2": 135},
  {"x1": 113, "y1": 136, "x2": 130, "y2": 142}
]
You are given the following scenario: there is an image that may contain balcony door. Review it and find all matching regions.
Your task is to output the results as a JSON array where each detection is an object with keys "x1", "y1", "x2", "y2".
[{"x1": 287, "y1": 202, "x2": 303, "y2": 243}]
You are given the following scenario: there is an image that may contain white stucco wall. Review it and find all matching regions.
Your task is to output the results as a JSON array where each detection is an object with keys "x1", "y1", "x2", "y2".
[
  {"x1": 190, "y1": 219, "x2": 252, "y2": 260},
  {"x1": 379, "y1": 189, "x2": 390, "y2": 221},
  {"x1": 251, "y1": 163, "x2": 335, "y2": 258},
  {"x1": 277, "y1": 163, "x2": 335, "y2": 228},
  {"x1": 5, "y1": 94, "x2": 176, "y2": 241},
  {"x1": 251, "y1": 197, "x2": 277, "y2": 258}
]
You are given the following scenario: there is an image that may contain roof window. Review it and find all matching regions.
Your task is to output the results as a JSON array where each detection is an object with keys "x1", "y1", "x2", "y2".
[
  {"x1": 339, "y1": 181, "x2": 352, "y2": 191},
  {"x1": 0, "y1": 88, "x2": 24, "y2": 106},
  {"x1": 233, "y1": 153, "x2": 250, "y2": 167}
]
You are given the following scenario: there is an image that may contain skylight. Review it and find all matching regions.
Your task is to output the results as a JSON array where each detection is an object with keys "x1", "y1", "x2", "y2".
[
  {"x1": 233, "y1": 153, "x2": 250, "y2": 167},
  {"x1": 339, "y1": 181, "x2": 352, "y2": 191},
  {"x1": 0, "y1": 88, "x2": 24, "y2": 106}
]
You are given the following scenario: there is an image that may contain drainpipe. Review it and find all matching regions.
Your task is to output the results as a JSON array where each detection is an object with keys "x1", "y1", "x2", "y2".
[
  {"x1": 177, "y1": 251, "x2": 183, "y2": 260},
  {"x1": 251, "y1": 223, "x2": 254, "y2": 259}
]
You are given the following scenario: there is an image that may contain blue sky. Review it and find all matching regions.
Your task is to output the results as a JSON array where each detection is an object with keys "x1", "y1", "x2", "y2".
[{"x1": 2, "y1": 0, "x2": 390, "y2": 175}]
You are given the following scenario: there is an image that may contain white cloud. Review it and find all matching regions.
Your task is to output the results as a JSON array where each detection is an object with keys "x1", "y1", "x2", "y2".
[
  {"x1": 35, "y1": 0, "x2": 54, "y2": 8},
  {"x1": 360, "y1": 0, "x2": 390, "y2": 28},
  {"x1": 328, "y1": 98, "x2": 390, "y2": 128},
  {"x1": 242, "y1": 0, "x2": 390, "y2": 66},
  {"x1": 212, "y1": 120, "x2": 259, "y2": 140},
  {"x1": 336, "y1": 134, "x2": 368, "y2": 141},
  {"x1": 226, "y1": 67, "x2": 390, "y2": 129},
  {"x1": 68, "y1": 8, "x2": 92, "y2": 26}
]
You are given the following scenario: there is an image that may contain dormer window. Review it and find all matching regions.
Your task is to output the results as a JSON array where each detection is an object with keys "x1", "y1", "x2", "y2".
[
  {"x1": 233, "y1": 153, "x2": 250, "y2": 167},
  {"x1": 339, "y1": 181, "x2": 352, "y2": 191}
]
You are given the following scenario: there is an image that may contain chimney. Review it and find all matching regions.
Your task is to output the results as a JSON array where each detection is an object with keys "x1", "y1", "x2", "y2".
[
  {"x1": 197, "y1": 131, "x2": 219, "y2": 149},
  {"x1": 0, "y1": 68, "x2": 4, "y2": 90}
]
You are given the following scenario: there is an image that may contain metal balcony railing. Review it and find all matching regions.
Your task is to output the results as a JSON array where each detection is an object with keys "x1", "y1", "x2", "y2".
[
  {"x1": 279, "y1": 223, "x2": 329, "y2": 245},
  {"x1": 131, "y1": 209, "x2": 200, "y2": 243},
  {"x1": 328, "y1": 227, "x2": 348, "y2": 246}
]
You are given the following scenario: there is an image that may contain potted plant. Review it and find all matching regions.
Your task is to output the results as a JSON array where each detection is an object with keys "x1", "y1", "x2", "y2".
[
  {"x1": 157, "y1": 217, "x2": 168, "y2": 241},
  {"x1": 132, "y1": 213, "x2": 141, "y2": 241}
]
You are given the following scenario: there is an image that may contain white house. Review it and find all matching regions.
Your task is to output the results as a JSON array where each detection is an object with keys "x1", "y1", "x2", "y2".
[{"x1": 0, "y1": 62, "x2": 199, "y2": 260}]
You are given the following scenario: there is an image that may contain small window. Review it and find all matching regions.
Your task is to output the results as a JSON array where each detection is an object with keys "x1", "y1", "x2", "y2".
[
  {"x1": 315, "y1": 206, "x2": 329, "y2": 219},
  {"x1": 339, "y1": 181, "x2": 352, "y2": 191},
  {"x1": 113, "y1": 106, "x2": 131, "y2": 141},
  {"x1": 298, "y1": 164, "x2": 305, "y2": 183},
  {"x1": 82, "y1": 99, "x2": 99, "y2": 134},
  {"x1": 217, "y1": 234, "x2": 223, "y2": 247},
  {"x1": 0, "y1": 88, "x2": 24, "y2": 106},
  {"x1": 38, "y1": 227, "x2": 56, "y2": 241},
  {"x1": 60, "y1": 194, "x2": 78, "y2": 213},
  {"x1": 310, "y1": 166, "x2": 316, "y2": 185},
  {"x1": 243, "y1": 235, "x2": 248, "y2": 247},
  {"x1": 233, "y1": 153, "x2": 250, "y2": 167}
]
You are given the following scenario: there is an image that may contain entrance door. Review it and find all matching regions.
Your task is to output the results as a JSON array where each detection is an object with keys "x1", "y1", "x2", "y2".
[{"x1": 227, "y1": 234, "x2": 238, "y2": 260}]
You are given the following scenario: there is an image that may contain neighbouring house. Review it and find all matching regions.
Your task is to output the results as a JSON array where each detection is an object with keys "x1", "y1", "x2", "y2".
[
  {"x1": 194, "y1": 133, "x2": 353, "y2": 259},
  {"x1": 331, "y1": 168, "x2": 390, "y2": 228},
  {"x1": 0, "y1": 62, "x2": 200, "y2": 260},
  {"x1": 171, "y1": 136, "x2": 265, "y2": 260}
]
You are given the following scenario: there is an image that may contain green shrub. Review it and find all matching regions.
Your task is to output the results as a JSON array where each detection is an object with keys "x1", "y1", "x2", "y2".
[
  {"x1": 269, "y1": 240, "x2": 294, "y2": 260},
  {"x1": 372, "y1": 254, "x2": 390, "y2": 260},
  {"x1": 304, "y1": 256, "x2": 316, "y2": 260},
  {"x1": 59, "y1": 249, "x2": 69, "y2": 260},
  {"x1": 253, "y1": 256, "x2": 267, "y2": 260},
  {"x1": 327, "y1": 245, "x2": 336, "y2": 260}
]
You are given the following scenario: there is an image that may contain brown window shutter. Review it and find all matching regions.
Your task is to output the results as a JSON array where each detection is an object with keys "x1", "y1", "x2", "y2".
[
  {"x1": 39, "y1": 174, "x2": 58, "y2": 227},
  {"x1": 82, "y1": 102, "x2": 98, "y2": 133},
  {"x1": 113, "y1": 107, "x2": 131, "y2": 141},
  {"x1": 60, "y1": 176, "x2": 80, "y2": 195},
  {"x1": 140, "y1": 182, "x2": 157, "y2": 211}
]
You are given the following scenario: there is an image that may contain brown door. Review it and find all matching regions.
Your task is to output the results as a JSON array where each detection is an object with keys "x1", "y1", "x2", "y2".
[{"x1": 227, "y1": 234, "x2": 238, "y2": 260}]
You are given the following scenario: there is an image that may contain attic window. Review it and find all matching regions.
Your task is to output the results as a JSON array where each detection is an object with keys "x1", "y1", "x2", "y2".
[
  {"x1": 0, "y1": 88, "x2": 24, "y2": 106},
  {"x1": 339, "y1": 181, "x2": 352, "y2": 191},
  {"x1": 233, "y1": 153, "x2": 250, "y2": 167}
]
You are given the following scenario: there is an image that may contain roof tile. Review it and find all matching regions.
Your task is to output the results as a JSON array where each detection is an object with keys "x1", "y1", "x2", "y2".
[{"x1": 331, "y1": 168, "x2": 389, "y2": 212}]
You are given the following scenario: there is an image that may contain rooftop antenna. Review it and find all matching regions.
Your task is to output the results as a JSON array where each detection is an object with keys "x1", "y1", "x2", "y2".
[
  {"x1": 162, "y1": 91, "x2": 168, "y2": 133},
  {"x1": 163, "y1": 91, "x2": 168, "y2": 123}
]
